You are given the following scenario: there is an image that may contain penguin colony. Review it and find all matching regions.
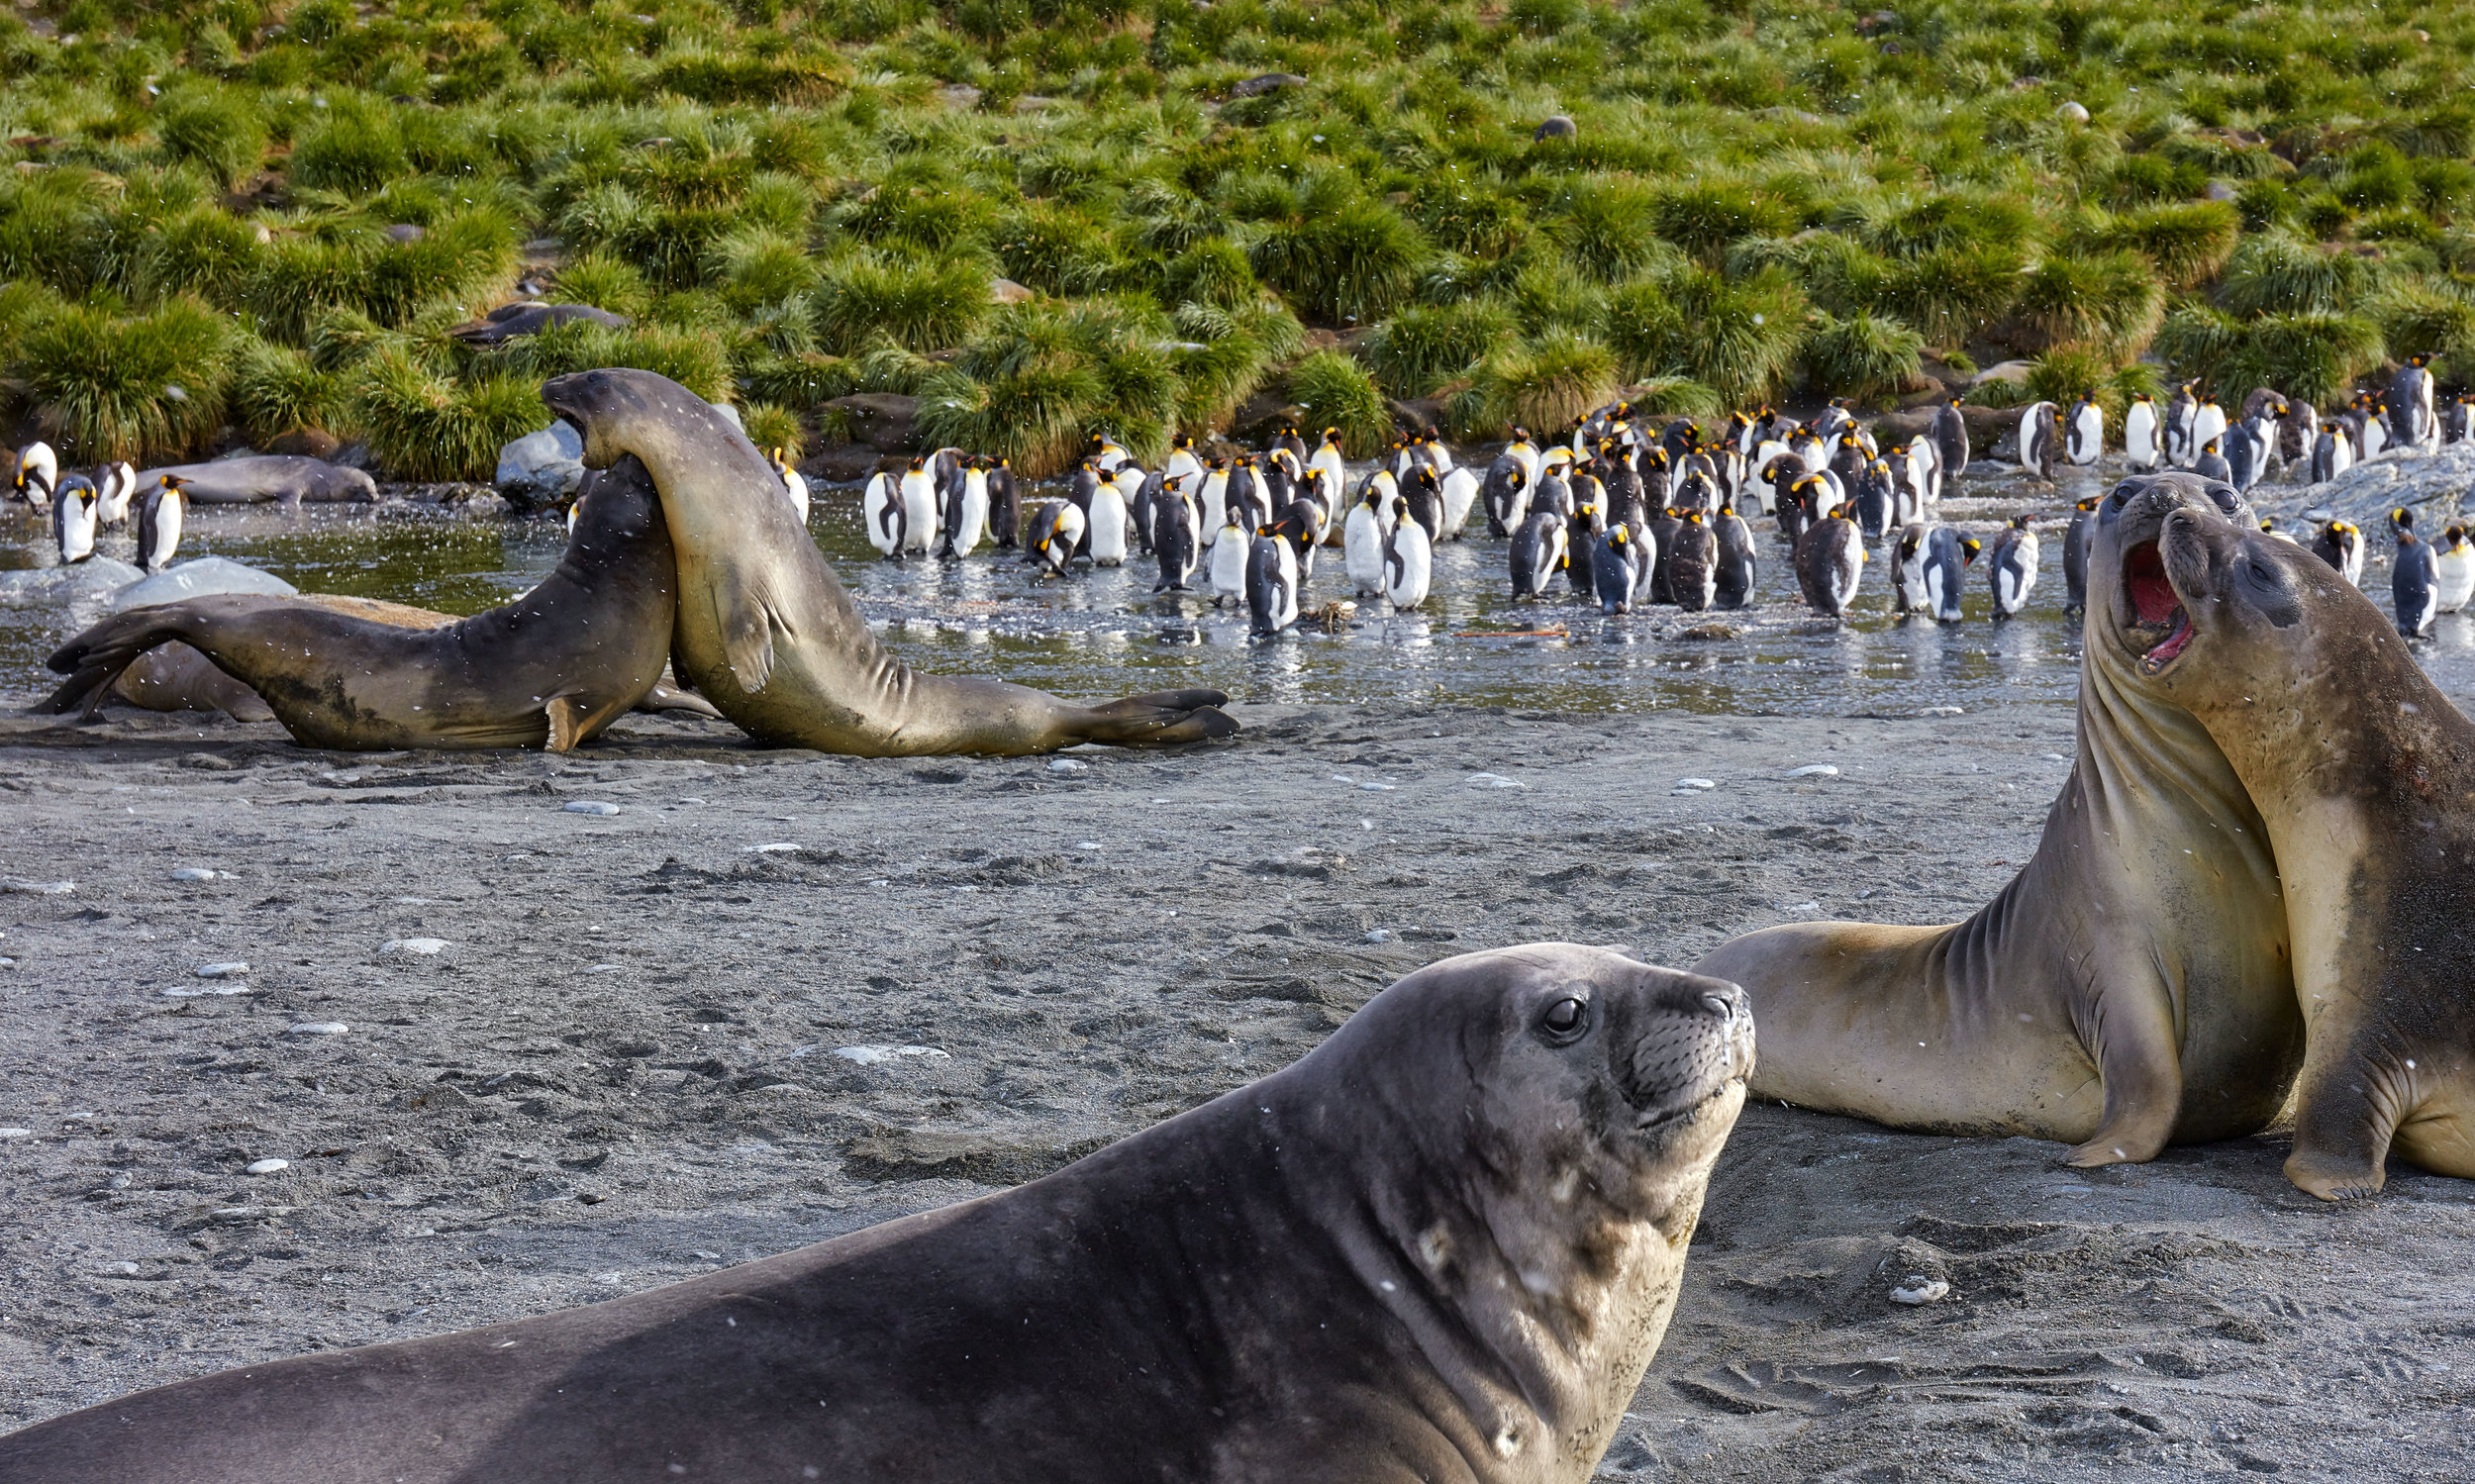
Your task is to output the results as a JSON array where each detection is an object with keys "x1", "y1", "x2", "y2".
[{"x1": 7, "y1": 443, "x2": 189, "y2": 573}]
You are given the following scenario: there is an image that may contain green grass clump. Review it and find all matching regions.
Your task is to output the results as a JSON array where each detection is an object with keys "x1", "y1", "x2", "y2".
[
  {"x1": 1364, "y1": 300, "x2": 1514, "y2": 397},
  {"x1": 351, "y1": 348, "x2": 544, "y2": 484},
  {"x1": 1454, "y1": 335, "x2": 1619, "y2": 440},
  {"x1": 232, "y1": 340, "x2": 355, "y2": 446},
  {"x1": 814, "y1": 254, "x2": 989, "y2": 354},
  {"x1": 1243, "y1": 173, "x2": 1426, "y2": 326},
  {"x1": 2217, "y1": 233, "x2": 2373, "y2": 317},
  {"x1": 2015, "y1": 250, "x2": 2164, "y2": 360},
  {"x1": 740, "y1": 403, "x2": 807, "y2": 462},
  {"x1": 1801, "y1": 310, "x2": 1924, "y2": 406},
  {"x1": 1286, "y1": 349, "x2": 1395, "y2": 456},
  {"x1": 14, "y1": 298, "x2": 233, "y2": 461},
  {"x1": 156, "y1": 86, "x2": 269, "y2": 190}
]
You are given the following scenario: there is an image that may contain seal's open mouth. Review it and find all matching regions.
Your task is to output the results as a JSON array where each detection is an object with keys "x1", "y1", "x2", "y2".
[{"x1": 2123, "y1": 540, "x2": 2192, "y2": 671}]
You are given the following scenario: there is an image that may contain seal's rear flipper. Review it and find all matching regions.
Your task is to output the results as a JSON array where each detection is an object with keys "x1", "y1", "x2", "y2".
[
  {"x1": 1076, "y1": 690, "x2": 1238, "y2": 747},
  {"x1": 40, "y1": 610, "x2": 199, "y2": 721}
]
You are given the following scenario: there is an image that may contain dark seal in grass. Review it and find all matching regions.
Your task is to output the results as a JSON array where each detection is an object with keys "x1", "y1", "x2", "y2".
[{"x1": 0, "y1": 943, "x2": 1751, "y2": 1484}]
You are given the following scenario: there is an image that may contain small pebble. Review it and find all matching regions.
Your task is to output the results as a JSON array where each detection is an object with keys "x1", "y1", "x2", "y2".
[
  {"x1": 161, "y1": 984, "x2": 249, "y2": 998},
  {"x1": 1, "y1": 878, "x2": 73, "y2": 896},
  {"x1": 1047, "y1": 758, "x2": 1086, "y2": 772},
  {"x1": 103, "y1": 1261, "x2": 140, "y2": 1275},
  {"x1": 246, "y1": 1158, "x2": 290, "y2": 1175},
  {"x1": 1889, "y1": 1277, "x2": 1951, "y2": 1306},
  {"x1": 1075, "y1": 841, "x2": 1103, "y2": 850},
  {"x1": 0, "y1": 1128, "x2": 29, "y2": 1138},
  {"x1": 289, "y1": 1022, "x2": 349, "y2": 1036},
  {"x1": 587, "y1": 963, "x2": 622, "y2": 973},
  {"x1": 1786, "y1": 763, "x2": 1841, "y2": 779},
  {"x1": 197, "y1": 961, "x2": 249, "y2": 978},
  {"x1": 382, "y1": 938, "x2": 449, "y2": 954},
  {"x1": 169, "y1": 867, "x2": 225, "y2": 882},
  {"x1": 564, "y1": 801, "x2": 621, "y2": 816},
  {"x1": 1364, "y1": 929, "x2": 1395, "y2": 943},
  {"x1": 0, "y1": 956, "x2": 14, "y2": 969},
  {"x1": 1465, "y1": 772, "x2": 1525, "y2": 789},
  {"x1": 745, "y1": 842, "x2": 800, "y2": 853},
  {"x1": 1358, "y1": 782, "x2": 1395, "y2": 792},
  {"x1": 833, "y1": 1044, "x2": 949, "y2": 1064},
  {"x1": 1676, "y1": 777, "x2": 1717, "y2": 790},
  {"x1": 677, "y1": 797, "x2": 706, "y2": 806}
]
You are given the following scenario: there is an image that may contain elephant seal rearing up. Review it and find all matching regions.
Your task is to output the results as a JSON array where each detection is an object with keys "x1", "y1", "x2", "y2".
[
  {"x1": 41, "y1": 456, "x2": 679, "y2": 750},
  {"x1": 541, "y1": 368, "x2": 1237, "y2": 754},
  {"x1": 1696, "y1": 473, "x2": 2301, "y2": 1165},
  {"x1": 2139, "y1": 500, "x2": 2475, "y2": 1198},
  {"x1": 0, "y1": 944, "x2": 1751, "y2": 1484}
]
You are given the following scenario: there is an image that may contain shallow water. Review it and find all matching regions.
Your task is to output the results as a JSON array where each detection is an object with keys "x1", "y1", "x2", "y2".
[{"x1": 9, "y1": 481, "x2": 2475, "y2": 718}]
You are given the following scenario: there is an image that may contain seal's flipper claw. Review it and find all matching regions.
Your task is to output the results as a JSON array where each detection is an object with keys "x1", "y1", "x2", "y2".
[{"x1": 544, "y1": 696, "x2": 588, "y2": 753}]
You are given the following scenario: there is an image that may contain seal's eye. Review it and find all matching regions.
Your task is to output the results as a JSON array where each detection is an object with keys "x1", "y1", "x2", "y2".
[
  {"x1": 2235, "y1": 551, "x2": 2304, "y2": 629},
  {"x1": 1538, "y1": 996, "x2": 1589, "y2": 1043}
]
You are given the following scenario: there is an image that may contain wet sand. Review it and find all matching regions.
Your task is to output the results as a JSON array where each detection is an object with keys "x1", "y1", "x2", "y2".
[{"x1": 4, "y1": 695, "x2": 2472, "y2": 1481}]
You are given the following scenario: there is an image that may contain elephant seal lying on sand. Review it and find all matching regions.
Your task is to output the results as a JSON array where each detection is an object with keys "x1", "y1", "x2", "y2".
[
  {"x1": 1696, "y1": 473, "x2": 2302, "y2": 1165},
  {"x1": 543, "y1": 368, "x2": 1237, "y2": 754},
  {"x1": 2138, "y1": 497, "x2": 2475, "y2": 1198},
  {"x1": 0, "y1": 944, "x2": 1750, "y2": 1484},
  {"x1": 43, "y1": 456, "x2": 679, "y2": 750},
  {"x1": 135, "y1": 455, "x2": 375, "y2": 504}
]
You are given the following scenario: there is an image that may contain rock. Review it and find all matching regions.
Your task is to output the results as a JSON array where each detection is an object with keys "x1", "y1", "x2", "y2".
[
  {"x1": 1464, "y1": 771, "x2": 1525, "y2": 789},
  {"x1": 0, "y1": 1128, "x2": 30, "y2": 1138},
  {"x1": 1, "y1": 878, "x2": 73, "y2": 895},
  {"x1": 161, "y1": 984, "x2": 248, "y2": 998},
  {"x1": 1889, "y1": 1276, "x2": 1951, "y2": 1305},
  {"x1": 196, "y1": 961, "x2": 249, "y2": 978},
  {"x1": 287, "y1": 1022, "x2": 348, "y2": 1035},
  {"x1": 2206, "y1": 179, "x2": 2239, "y2": 203},
  {"x1": 833, "y1": 1044, "x2": 949, "y2": 1065},
  {"x1": 1676, "y1": 778, "x2": 1718, "y2": 790},
  {"x1": 744, "y1": 841, "x2": 801, "y2": 853},
  {"x1": 0, "y1": 556, "x2": 144, "y2": 610},
  {"x1": 245, "y1": 1157, "x2": 289, "y2": 1174},
  {"x1": 2055, "y1": 100, "x2": 2090, "y2": 123},
  {"x1": 264, "y1": 428, "x2": 344, "y2": 459},
  {"x1": 1787, "y1": 763, "x2": 1842, "y2": 778},
  {"x1": 2257, "y1": 441, "x2": 2475, "y2": 530},
  {"x1": 494, "y1": 421, "x2": 587, "y2": 511},
  {"x1": 823, "y1": 393, "x2": 920, "y2": 453},
  {"x1": 1232, "y1": 72, "x2": 1308, "y2": 98},
  {"x1": 111, "y1": 556, "x2": 298, "y2": 613},
  {"x1": 381, "y1": 938, "x2": 449, "y2": 954},
  {"x1": 169, "y1": 867, "x2": 227, "y2": 881},
  {"x1": 989, "y1": 277, "x2": 1035, "y2": 305},
  {"x1": 809, "y1": 443, "x2": 885, "y2": 483},
  {"x1": 1047, "y1": 757, "x2": 1087, "y2": 772},
  {"x1": 1533, "y1": 114, "x2": 1578, "y2": 140},
  {"x1": 1972, "y1": 359, "x2": 2033, "y2": 387},
  {"x1": 563, "y1": 800, "x2": 622, "y2": 816},
  {"x1": 937, "y1": 83, "x2": 983, "y2": 110},
  {"x1": 382, "y1": 223, "x2": 424, "y2": 244},
  {"x1": 1363, "y1": 929, "x2": 1394, "y2": 943}
]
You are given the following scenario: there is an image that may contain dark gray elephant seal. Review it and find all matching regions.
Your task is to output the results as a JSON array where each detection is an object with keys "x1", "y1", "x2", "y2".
[
  {"x1": 448, "y1": 302, "x2": 630, "y2": 346},
  {"x1": 0, "y1": 944, "x2": 1750, "y2": 1484},
  {"x1": 2139, "y1": 500, "x2": 2475, "y2": 1198},
  {"x1": 1696, "y1": 473, "x2": 2301, "y2": 1165},
  {"x1": 136, "y1": 454, "x2": 375, "y2": 504},
  {"x1": 40, "y1": 456, "x2": 678, "y2": 750},
  {"x1": 542, "y1": 368, "x2": 1237, "y2": 754}
]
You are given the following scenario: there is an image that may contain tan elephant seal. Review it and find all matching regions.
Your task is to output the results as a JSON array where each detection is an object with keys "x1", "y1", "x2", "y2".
[
  {"x1": 541, "y1": 368, "x2": 1237, "y2": 755},
  {"x1": 0, "y1": 945, "x2": 1750, "y2": 1484},
  {"x1": 41, "y1": 456, "x2": 680, "y2": 750},
  {"x1": 1696, "y1": 473, "x2": 2301, "y2": 1165},
  {"x1": 2137, "y1": 497, "x2": 2475, "y2": 1198}
]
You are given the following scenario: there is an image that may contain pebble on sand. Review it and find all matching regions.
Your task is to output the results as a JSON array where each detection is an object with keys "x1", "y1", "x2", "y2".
[
  {"x1": 0, "y1": 957, "x2": 14, "y2": 969},
  {"x1": 169, "y1": 867, "x2": 227, "y2": 882},
  {"x1": 563, "y1": 801, "x2": 622, "y2": 816},
  {"x1": 0, "y1": 1128, "x2": 30, "y2": 1138},
  {"x1": 1047, "y1": 757, "x2": 1087, "y2": 772},
  {"x1": 197, "y1": 961, "x2": 249, "y2": 978},
  {"x1": 1890, "y1": 1277, "x2": 1952, "y2": 1305},
  {"x1": 289, "y1": 1022, "x2": 349, "y2": 1036},
  {"x1": 1676, "y1": 778, "x2": 1718, "y2": 790},
  {"x1": 832, "y1": 1044, "x2": 949, "y2": 1065},
  {"x1": 2, "y1": 878, "x2": 73, "y2": 896},
  {"x1": 1464, "y1": 772, "x2": 1525, "y2": 789},
  {"x1": 1364, "y1": 929, "x2": 1395, "y2": 943},
  {"x1": 245, "y1": 1158, "x2": 290, "y2": 1175},
  {"x1": 745, "y1": 842, "x2": 800, "y2": 853},
  {"x1": 1787, "y1": 763, "x2": 1842, "y2": 778},
  {"x1": 382, "y1": 938, "x2": 450, "y2": 954},
  {"x1": 161, "y1": 984, "x2": 249, "y2": 998}
]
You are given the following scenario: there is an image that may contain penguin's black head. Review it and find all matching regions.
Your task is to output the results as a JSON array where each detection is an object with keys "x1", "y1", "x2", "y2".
[
  {"x1": 2393, "y1": 507, "x2": 2415, "y2": 531},
  {"x1": 2011, "y1": 513, "x2": 2031, "y2": 530},
  {"x1": 1960, "y1": 537, "x2": 1981, "y2": 563},
  {"x1": 2076, "y1": 495, "x2": 2102, "y2": 513}
]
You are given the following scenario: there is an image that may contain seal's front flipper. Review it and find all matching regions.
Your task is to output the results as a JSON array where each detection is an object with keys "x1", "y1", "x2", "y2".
[
  {"x1": 703, "y1": 569, "x2": 782, "y2": 693},
  {"x1": 2285, "y1": 1052, "x2": 2412, "y2": 1199},
  {"x1": 544, "y1": 696, "x2": 589, "y2": 753},
  {"x1": 1075, "y1": 690, "x2": 1238, "y2": 747},
  {"x1": 2063, "y1": 976, "x2": 2182, "y2": 1167}
]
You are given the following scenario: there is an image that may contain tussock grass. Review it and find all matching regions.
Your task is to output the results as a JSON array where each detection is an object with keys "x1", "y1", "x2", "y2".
[
  {"x1": 1364, "y1": 300, "x2": 1514, "y2": 397},
  {"x1": 18, "y1": 297, "x2": 233, "y2": 461},
  {"x1": 1286, "y1": 349, "x2": 1395, "y2": 456},
  {"x1": 1802, "y1": 310, "x2": 1924, "y2": 406},
  {"x1": 351, "y1": 349, "x2": 544, "y2": 484},
  {"x1": 2015, "y1": 250, "x2": 2165, "y2": 359}
]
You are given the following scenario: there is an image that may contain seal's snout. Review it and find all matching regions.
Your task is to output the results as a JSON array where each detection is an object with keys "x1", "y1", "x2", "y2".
[{"x1": 1622, "y1": 973, "x2": 1754, "y2": 1130}]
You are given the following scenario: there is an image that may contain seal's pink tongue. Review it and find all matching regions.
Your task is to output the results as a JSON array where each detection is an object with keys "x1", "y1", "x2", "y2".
[{"x1": 2125, "y1": 542, "x2": 2179, "y2": 624}]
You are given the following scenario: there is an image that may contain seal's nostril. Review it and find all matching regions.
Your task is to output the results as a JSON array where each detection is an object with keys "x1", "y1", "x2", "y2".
[{"x1": 1701, "y1": 992, "x2": 1735, "y2": 1023}]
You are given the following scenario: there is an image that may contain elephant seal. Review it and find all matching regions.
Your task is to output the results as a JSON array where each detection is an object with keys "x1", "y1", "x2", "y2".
[
  {"x1": 135, "y1": 454, "x2": 375, "y2": 504},
  {"x1": 41, "y1": 456, "x2": 678, "y2": 750},
  {"x1": 2139, "y1": 501, "x2": 2475, "y2": 1197},
  {"x1": 0, "y1": 944, "x2": 1750, "y2": 1484},
  {"x1": 448, "y1": 302, "x2": 630, "y2": 346},
  {"x1": 1696, "y1": 473, "x2": 2301, "y2": 1165},
  {"x1": 542, "y1": 368, "x2": 1237, "y2": 754}
]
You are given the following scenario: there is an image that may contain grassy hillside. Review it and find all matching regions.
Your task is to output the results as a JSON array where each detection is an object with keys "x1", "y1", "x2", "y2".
[{"x1": 2, "y1": 0, "x2": 2472, "y2": 478}]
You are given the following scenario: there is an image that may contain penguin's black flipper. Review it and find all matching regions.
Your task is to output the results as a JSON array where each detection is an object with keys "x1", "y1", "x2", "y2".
[{"x1": 1073, "y1": 690, "x2": 1239, "y2": 747}]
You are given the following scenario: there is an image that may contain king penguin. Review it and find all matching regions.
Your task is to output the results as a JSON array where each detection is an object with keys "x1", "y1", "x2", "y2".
[
  {"x1": 136, "y1": 473, "x2": 187, "y2": 574},
  {"x1": 1509, "y1": 508, "x2": 1567, "y2": 601},
  {"x1": 2311, "y1": 420, "x2": 2353, "y2": 485},
  {"x1": 1989, "y1": 512, "x2": 2038, "y2": 619},
  {"x1": 1151, "y1": 476, "x2": 1198, "y2": 593},
  {"x1": 1343, "y1": 483, "x2": 1391, "y2": 598},
  {"x1": 2395, "y1": 512, "x2": 2438, "y2": 638},
  {"x1": 1793, "y1": 503, "x2": 1865, "y2": 618},
  {"x1": 1929, "y1": 396, "x2": 1969, "y2": 489},
  {"x1": 2312, "y1": 519, "x2": 2364, "y2": 587},
  {"x1": 94, "y1": 460, "x2": 138, "y2": 530},
  {"x1": 2123, "y1": 392, "x2": 2161, "y2": 471},
  {"x1": 2435, "y1": 524, "x2": 2475, "y2": 613},
  {"x1": 2392, "y1": 355, "x2": 2437, "y2": 451},
  {"x1": 2062, "y1": 494, "x2": 2102, "y2": 610},
  {"x1": 1382, "y1": 496, "x2": 1433, "y2": 613},
  {"x1": 2017, "y1": 401, "x2": 2058, "y2": 481},
  {"x1": 50, "y1": 474, "x2": 99, "y2": 563},
  {"x1": 1713, "y1": 501, "x2": 1756, "y2": 609},
  {"x1": 2065, "y1": 393, "x2": 2103, "y2": 465}
]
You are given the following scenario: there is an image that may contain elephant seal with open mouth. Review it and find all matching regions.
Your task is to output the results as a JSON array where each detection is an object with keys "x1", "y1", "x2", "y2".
[
  {"x1": 0, "y1": 944, "x2": 1749, "y2": 1484},
  {"x1": 2135, "y1": 496, "x2": 2475, "y2": 1198},
  {"x1": 1696, "y1": 473, "x2": 2302, "y2": 1165},
  {"x1": 542, "y1": 368, "x2": 1237, "y2": 755}
]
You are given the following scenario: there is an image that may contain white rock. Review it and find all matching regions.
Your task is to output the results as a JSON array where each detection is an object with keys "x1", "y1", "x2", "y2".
[
  {"x1": 382, "y1": 938, "x2": 449, "y2": 954},
  {"x1": 1889, "y1": 1277, "x2": 1951, "y2": 1306},
  {"x1": 289, "y1": 1022, "x2": 349, "y2": 1036},
  {"x1": 494, "y1": 420, "x2": 586, "y2": 504},
  {"x1": 1465, "y1": 772, "x2": 1525, "y2": 789},
  {"x1": 245, "y1": 1157, "x2": 290, "y2": 1175},
  {"x1": 1075, "y1": 841, "x2": 1103, "y2": 850},
  {"x1": 110, "y1": 556, "x2": 297, "y2": 613},
  {"x1": 832, "y1": 1044, "x2": 949, "y2": 1065},
  {"x1": 563, "y1": 800, "x2": 621, "y2": 816},
  {"x1": 197, "y1": 961, "x2": 249, "y2": 978},
  {"x1": 0, "y1": 555, "x2": 143, "y2": 610},
  {"x1": 0, "y1": 1128, "x2": 30, "y2": 1138},
  {"x1": 169, "y1": 867, "x2": 226, "y2": 881},
  {"x1": 587, "y1": 963, "x2": 622, "y2": 973},
  {"x1": 745, "y1": 842, "x2": 800, "y2": 853},
  {"x1": 0, "y1": 956, "x2": 14, "y2": 969},
  {"x1": 1786, "y1": 764, "x2": 1841, "y2": 778},
  {"x1": 1, "y1": 878, "x2": 73, "y2": 896},
  {"x1": 1364, "y1": 929, "x2": 1395, "y2": 943},
  {"x1": 1047, "y1": 757, "x2": 1087, "y2": 772},
  {"x1": 1358, "y1": 782, "x2": 1395, "y2": 792},
  {"x1": 161, "y1": 984, "x2": 248, "y2": 998},
  {"x1": 2055, "y1": 100, "x2": 2090, "y2": 123},
  {"x1": 1676, "y1": 777, "x2": 1718, "y2": 790}
]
